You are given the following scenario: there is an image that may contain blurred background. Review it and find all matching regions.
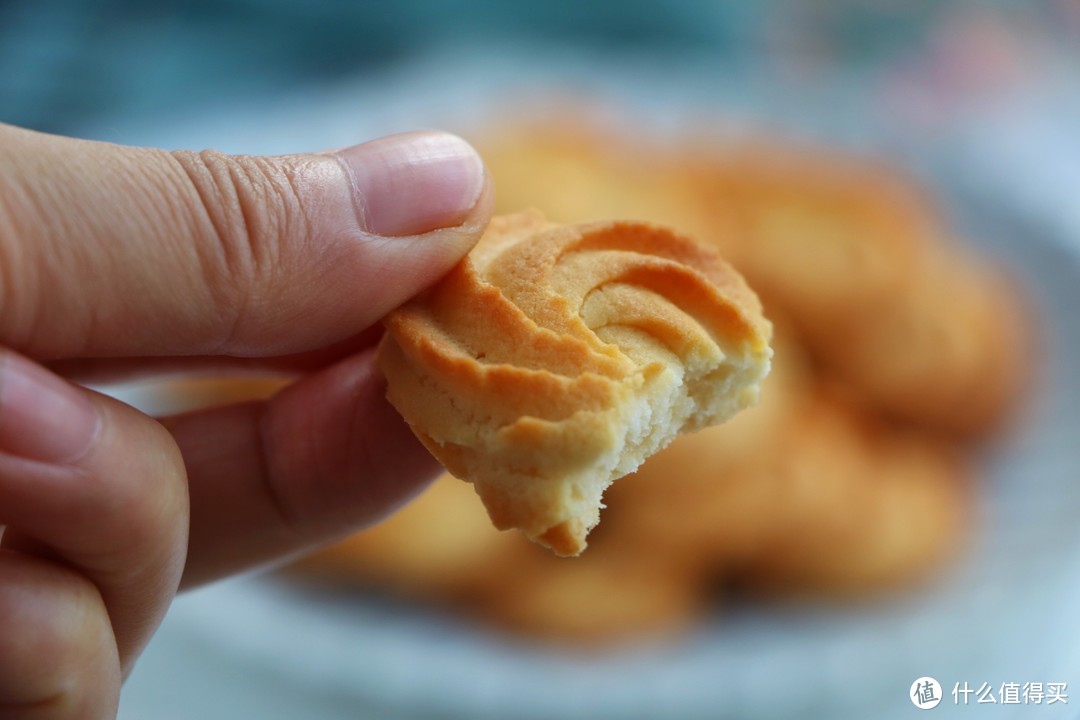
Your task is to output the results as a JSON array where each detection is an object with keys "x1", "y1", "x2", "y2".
[{"x1": 4, "y1": 1, "x2": 1080, "y2": 718}]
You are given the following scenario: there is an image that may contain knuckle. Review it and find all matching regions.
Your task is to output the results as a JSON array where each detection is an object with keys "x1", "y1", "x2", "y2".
[
  {"x1": 0, "y1": 216, "x2": 34, "y2": 346},
  {"x1": 68, "y1": 401, "x2": 189, "y2": 574},
  {"x1": 105, "y1": 417, "x2": 188, "y2": 551},
  {"x1": 43, "y1": 404, "x2": 188, "y2": 677},
  {"x1": 0, "y1": 554, "x2": 117, "y2": 708},
  {"x1": 0, "y1": 139, "x2": 59, "y2": 351},
  {"x1": 168, "y1": 149, "x2": 311, "y2": 349}
]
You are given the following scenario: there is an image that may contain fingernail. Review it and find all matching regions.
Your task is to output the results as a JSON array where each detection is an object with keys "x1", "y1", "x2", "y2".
[
  {"x1": 337, "y1": 131, "x2": 484, "y2": 237},
  {"x1": 0, "y1": 352, "x2": 100, "y2": 464}
]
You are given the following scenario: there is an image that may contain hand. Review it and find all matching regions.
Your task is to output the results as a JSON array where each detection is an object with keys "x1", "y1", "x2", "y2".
[{"x1": 0, "y1": 122, "x2": 492, "y2": 718}]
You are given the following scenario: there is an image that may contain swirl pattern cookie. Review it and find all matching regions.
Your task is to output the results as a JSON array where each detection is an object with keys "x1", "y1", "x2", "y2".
[{"x1": 379, "y1": 211, "x2": 773, "y2": 556}]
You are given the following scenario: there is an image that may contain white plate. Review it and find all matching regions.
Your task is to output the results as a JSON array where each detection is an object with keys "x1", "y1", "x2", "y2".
[
  {"x1": 119, "y1": 189, "x2": 1080, "y2": 720},
  {"x1": 112, "y1": 52, "x2": 1080, "y2": 720}
]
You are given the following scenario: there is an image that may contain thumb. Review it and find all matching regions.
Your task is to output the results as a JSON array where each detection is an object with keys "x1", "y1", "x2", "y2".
[{"x1": 0, "y1": 124, "x2": 492, "y2": 359}]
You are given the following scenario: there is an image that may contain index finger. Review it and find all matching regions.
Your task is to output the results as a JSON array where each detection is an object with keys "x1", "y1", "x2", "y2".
[{"x1": 160, "y1": 347, "x2": 442, "y2": 588}]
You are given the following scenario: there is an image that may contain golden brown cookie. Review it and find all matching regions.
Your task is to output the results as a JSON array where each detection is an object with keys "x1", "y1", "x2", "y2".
[
  {"x1": 379, "y1": 211, "x2": 772, "y2": 556},
  {"x1": 686, "y1": 141, "x2": 1029, "y2": 437},
  {"x1": 288, "y1": 474, "x2": 513, "y2": 599},
  {"x1": 470, "y1": 536, "x2": 705, "y2": 645},
  {"x1": 104, "y1": 375, "x2": 293, "y2": 417},
  {"x1": 481, "y1": 122, "x2": 720, "y2": 242},
  {"x1": 735, "y1": 393, "x2": 969, "y2": 595},
  {"x1": 684, "y1": 142, "x2": 939, "y2": 332},
  {"x1": 291, "y1": 473, "x2": 702, "y2": 645},
  {"x1": 812, "y1": 247, "x2": 1031, "y2": 437}
]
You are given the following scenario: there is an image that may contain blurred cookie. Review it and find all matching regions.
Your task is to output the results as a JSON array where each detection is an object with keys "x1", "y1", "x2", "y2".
[
  {"x1": 144, "y1": 375, "x2": 293, "y2": 415},
  {"x1": 680, "y1": 141, "x2": 939, "y2": 333},
  {"x1": 687, "y1": 142, "x2": 1029, "y2": 437},
  {"x1": 813, "y1": 247, "x2": 1031, "y2": 437},
  {"x1": 293, "y1": 473, "x2": 703, "y2": 644},
  {"x1": 480, "y1": 122, "x2": 726, "y2": 243},
  {"x1": 289, "y1": 475, "x2": 514, "y2": 599},
  {"x1": 470, "y1": 531, "x2": 705, "y2": 645},
  {"x1": 735, "y1": 393, "x2": 969, "y2": 595}
]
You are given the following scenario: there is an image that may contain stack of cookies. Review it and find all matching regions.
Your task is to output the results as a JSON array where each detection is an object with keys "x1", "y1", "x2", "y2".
[{"x1": 289, "y1": 117, "x2": 1031, "y2": 644}]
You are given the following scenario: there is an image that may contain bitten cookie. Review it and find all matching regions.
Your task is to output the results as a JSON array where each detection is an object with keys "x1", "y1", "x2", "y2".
[{"x1": 378, "y1": 211, "x2": 772, "y2": 556}]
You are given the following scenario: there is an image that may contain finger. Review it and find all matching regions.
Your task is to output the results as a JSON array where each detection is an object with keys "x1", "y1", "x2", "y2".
[
  {"x1": 0, "y1": 124, "x2": 492, "y2": 360},
  {"x1": 45, "y1": 325, "x2": 386, "y2": 384},
  {"x1": 0, "y1": 551, "x2": 120, "y2": 720},
  {"x1": 162, "y1": 347, "x2": 441, "y2": 588},
  {"x1": 0, "y1": 350, "x2": 189, "y2": 674}
]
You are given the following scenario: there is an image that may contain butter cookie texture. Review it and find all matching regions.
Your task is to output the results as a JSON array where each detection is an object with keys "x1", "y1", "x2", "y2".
[{"x1": 379, "y1": 211, "x2": 772, "y2": 555}]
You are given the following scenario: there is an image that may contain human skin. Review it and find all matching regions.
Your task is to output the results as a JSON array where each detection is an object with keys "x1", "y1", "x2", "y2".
[{"x1": 0, "y1": 123, "x2": 493, "y2": 719}]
